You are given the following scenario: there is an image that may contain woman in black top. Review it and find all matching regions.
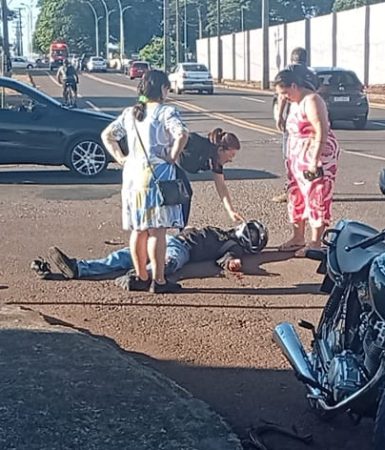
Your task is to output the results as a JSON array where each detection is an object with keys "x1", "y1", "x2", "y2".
[{"x1": 176, "y1": 127, "x2": 244, "y2": 224}]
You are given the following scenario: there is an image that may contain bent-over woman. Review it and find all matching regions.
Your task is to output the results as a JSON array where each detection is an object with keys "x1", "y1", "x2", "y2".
[{"x1": 177, "y1": 128, "x2": 244, "y2": 224}]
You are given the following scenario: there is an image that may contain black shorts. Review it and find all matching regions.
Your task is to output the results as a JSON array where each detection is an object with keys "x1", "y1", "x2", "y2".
[{"x1": 64, "y1": 80, "x2": 77, "y2": 93}]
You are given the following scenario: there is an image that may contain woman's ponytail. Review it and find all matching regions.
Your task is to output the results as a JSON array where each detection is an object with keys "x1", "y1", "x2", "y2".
[{"x1": 208, "y1": 128, "x2": 240, "y2": 151}]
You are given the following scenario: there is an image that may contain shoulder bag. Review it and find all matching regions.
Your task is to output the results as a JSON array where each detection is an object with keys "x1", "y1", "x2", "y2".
[{"x1": 133, "y1": 119, "x2": 189, "y2": 206}]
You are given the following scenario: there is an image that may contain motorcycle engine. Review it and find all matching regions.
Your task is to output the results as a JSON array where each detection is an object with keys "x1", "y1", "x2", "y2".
[
  {"x1": 327, "y1": 351, "x2": 366, "y2": 403},
  {"x1": 363, "y1": 319, "x2": 385, "y2": 375}
]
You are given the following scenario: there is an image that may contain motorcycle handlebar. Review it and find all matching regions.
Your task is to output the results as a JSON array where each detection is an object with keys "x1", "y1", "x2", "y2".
[{"x1": 345, "y1": 229, "x2": 385, "y2": 252}]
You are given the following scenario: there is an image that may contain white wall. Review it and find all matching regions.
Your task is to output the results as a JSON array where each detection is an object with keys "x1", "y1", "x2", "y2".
[
  {"x1": 196, "y1": 38, "x2": 209, "y2": 68},
  {"x1": 269, "y1": 24, "x2": 285, "y2": 80},
  {"x1": 249, "y1": 28, "x2": 262, "y2": 82},
  {"x1": 222, "y1": 34, "x2": 233, "y2": 80},
  {"x1": 311, "y1": 14, "x2": 333, "y2": 68},
  {"x1": 368, "y1": 3, "x2": 385, "y2": 85},
  {"x1": 196, "y1": 4, "x2": 385, "y2": 85},
  {"x1": 336, "y1": 7, "x2": 366, "y2": 82}
]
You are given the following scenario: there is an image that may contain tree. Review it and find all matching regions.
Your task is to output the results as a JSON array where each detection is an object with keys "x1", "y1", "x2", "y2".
[
  {"x1": 333, "y1": 0, "x2": 384, "y2": 12},
  {"x1": 138, "y1": 35, "x2": 164, "y2": 67}
]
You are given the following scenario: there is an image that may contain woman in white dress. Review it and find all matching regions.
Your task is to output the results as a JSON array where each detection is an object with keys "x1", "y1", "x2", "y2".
[{"x1": 101, "y1": 70, "x2": 189, "y2": 293}]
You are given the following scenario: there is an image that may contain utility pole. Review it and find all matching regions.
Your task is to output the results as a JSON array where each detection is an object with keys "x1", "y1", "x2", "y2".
[
  {"x1": 1, "y1": 0, "x2": 11, "y2": 75},
  {"x1": 18, "y1": 8, "x2": 23, "y2": 56},
  {"x1": 197, "y1": 5, "x2": 202, "y2": 39},
  {"x1": 163, "y1": 0, "x2": 170, "y2": 72},
  {"x1": 261, "y1": 0, "x2": 269, "y2": 89},
  {"x1": 183, "y1": 0, "x2": 187, "y2": 61},
  {"x1": 175, "y1": 0, "x2": 180, "y2": 64},
  {"x1": 217, "y1": 0, "x2": 222, "y2": 82}
]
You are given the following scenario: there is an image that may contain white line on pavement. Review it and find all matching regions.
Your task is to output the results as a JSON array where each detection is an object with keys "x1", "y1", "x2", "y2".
[
  {"x1": 342, "y1": 149, "x2": 385, "y2": 162},
  {"x1": 85, "y1": 100, "x2": 101, "y2": 111},
  {"x1": 372, "y1": 121, "x2": 385, "y2": 127},
  {"x1": 83, "y1": 73, "x2": 137, "y2": 92},
  {"x1": 241, "y1": 96, "x2": 266, "y2": 103}
]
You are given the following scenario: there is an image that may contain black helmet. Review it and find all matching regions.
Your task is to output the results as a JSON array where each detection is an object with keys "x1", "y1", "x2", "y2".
[
  {"x1": 234, "y1": 220, "x2": 268, "y2": 254},
  {"x1": 379, "y1": 169, "x2": 385, "y2": 195}
]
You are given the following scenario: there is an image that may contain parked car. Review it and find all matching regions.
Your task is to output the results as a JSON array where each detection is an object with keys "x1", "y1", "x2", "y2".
[
  {"x1": 128, "y1": 61, "x2": 150, "y2": 79},
  {"x1": 168, "y1": 63, "x2": 214, "y2": 95},
  {"x1": 0, "y1": 77, "x2": 114, "y2": 177},
  {"x1": 86, "y1": 56, "x2": 107, "y2": 72},
  {"x1": 315, "y1": 67, "x2": 369, "y2": 129},
  {"x1": 272, "y1": 66, "x2": 368, "y2": 129},
  {"x1": 11, "y1": 56, "x2": 35, "y2": 70}
]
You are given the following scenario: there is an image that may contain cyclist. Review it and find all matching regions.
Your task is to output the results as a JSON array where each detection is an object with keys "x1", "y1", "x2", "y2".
[{"x1": 57, "y1": 59, "x2": 79, "y2": 106}]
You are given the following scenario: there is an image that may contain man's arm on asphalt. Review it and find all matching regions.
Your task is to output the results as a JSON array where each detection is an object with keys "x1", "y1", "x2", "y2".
[{"x1": 215, "y1": 240, "x2": 244, "y2": 272}]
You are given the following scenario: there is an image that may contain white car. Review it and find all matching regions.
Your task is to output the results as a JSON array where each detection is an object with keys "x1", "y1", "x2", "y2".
[
  {"x1": 11, "y1": 56, "x2": 35, "y2": 70},
  {"x1": 86, "y1": 56, "x2": 107, "y2": 72},
  {"x1": 169, "y1": 62, "x2": 214, "y2": 95}
]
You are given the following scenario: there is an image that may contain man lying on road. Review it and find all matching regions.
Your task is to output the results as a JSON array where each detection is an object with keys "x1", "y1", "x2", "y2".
[{"x1": 31, "y1": 221, "x2": 268, "y2": 290}]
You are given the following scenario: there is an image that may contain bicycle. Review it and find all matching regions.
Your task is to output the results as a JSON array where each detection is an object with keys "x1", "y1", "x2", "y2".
[{"x1": 63, "y1": 82, "x2": 76, "y2": 108}]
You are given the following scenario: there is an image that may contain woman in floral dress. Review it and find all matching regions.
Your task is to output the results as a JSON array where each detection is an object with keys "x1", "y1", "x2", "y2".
[
  {"x1": 274, "y1": 67, "x2": 340, "y2": 257},
  {"x1": 102, "y1": 70, "x2": 189, "y2": 292}
]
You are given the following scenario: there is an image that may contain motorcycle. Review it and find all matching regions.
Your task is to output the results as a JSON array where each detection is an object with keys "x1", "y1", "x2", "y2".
[{"x1": 273, "y1": 219, "x2": 385, "y2": 449}]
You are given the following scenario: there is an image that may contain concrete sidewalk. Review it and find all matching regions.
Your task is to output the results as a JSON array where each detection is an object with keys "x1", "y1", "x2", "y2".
[{"x1": 0, "y1": 305, "x2": 242, "y2": 450}]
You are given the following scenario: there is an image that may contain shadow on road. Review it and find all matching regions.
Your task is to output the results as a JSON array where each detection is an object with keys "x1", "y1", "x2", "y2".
[
  {"x1": 0, "y1": 321, "x2": 374, "y2": 450},
  {"x1": 0, "y1": 168, "x2": 122, "y2": 185},
  {"x1": 0, "y1": 167, "x2": 277, "y2": 185}
]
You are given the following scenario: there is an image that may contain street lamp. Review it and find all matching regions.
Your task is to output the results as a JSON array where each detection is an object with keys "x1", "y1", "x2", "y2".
[
  {"x1": 85, "y1": 1, "x2": 103, "y2": 56},
  {"x1": 20, "y1": 3, "x2": 33, "y2": 57},
  {"x1": 114, "y1": 0, "x2": 131, "y2": 62},
  {"x1": 241, "y1": 5, "x2": 246, "y2": 32},
  {"x1": 94, "y1": 0, "x2": 115, "y2": 59},
  {"x1": 217, "y1": 0, "x2": 222, "y2": 82}
]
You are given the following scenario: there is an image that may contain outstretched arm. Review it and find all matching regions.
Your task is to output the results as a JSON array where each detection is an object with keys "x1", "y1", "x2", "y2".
[{"x1": 213, "y1": 172, "x2": 244, "y2": 222}]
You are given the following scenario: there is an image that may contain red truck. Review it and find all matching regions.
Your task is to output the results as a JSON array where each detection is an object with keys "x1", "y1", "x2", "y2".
[{"x1": 49, "y1": 41, "x2": 69, "y2": 71}]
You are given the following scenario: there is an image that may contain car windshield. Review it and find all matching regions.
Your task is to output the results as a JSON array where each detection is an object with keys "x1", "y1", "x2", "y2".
[
  {"x1": 133, "y1": 63, "x2": 148, "y2": 69},
  {"x1": 182, "y1": 64, "x2": 208, "y2": 72},
  {"x1": 317, "y1": 71, "x2": 361, "y2": 87}
]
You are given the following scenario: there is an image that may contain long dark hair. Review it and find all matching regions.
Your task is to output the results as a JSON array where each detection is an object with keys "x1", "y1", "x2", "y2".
[
  {"x1": 274, "y1": 67, "x2": 308, "y2": 88},
  {"x1": 208, "y1": 128, "x2": 241, "y2": 151},
  {"x1": 133, "y1": 70, "x2": 171, "y2": 122}
]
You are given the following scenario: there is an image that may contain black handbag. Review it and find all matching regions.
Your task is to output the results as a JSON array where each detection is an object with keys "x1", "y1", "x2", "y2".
[{"x1": 133, "y1": 119, "x2": 190, "y2": 206}]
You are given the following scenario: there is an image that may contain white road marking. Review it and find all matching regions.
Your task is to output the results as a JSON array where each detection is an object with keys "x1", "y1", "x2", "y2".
[
  {"x1": 40, "y1": 72, "x2": 385, "y2": 160},
  {"x1": 372, "y1": 121, "x2": 385, "y2": 127},
  {"x1": 241, "y1": 96, "x2": 266, "y2": 103},
  {"x1": 342, "y1": 149, "x2": 385, "y2": 162},
  {"x1": 83, "y1": 73, "x2": 137, "y2": 92},
  {"x1": 85, "y1": 100, "x2": 101, "y2": 111}
]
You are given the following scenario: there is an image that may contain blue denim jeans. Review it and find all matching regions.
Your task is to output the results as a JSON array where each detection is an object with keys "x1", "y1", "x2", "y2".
[{"x1": 77, "y1": 235, "x2": 191, "y2": 278}]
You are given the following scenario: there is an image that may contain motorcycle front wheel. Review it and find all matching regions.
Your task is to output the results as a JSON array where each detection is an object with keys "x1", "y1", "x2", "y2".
[{"x1": 374, "y1": 389, "x2": 385, "y2": 450}]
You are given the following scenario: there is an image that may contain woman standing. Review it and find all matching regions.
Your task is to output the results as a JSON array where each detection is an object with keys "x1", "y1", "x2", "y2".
[
  {"x1": 177, "y1": 128, "x2": 244, "y2": 224},
  {"x1": 274, "y1": 67, "x2": 340, "y2": 256},
  {"x1": 101, "y1": 70, "x2": 189, "y2": 293}
]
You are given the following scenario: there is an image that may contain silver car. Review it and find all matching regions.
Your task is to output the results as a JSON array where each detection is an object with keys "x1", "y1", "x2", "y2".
[{"x1": 169, "y1": 63, "x2": 214, "y2": 95}]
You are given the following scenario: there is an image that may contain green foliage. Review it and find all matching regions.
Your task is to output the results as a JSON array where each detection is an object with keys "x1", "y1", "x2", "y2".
[
  {"x1": 333, "y1": 0, "x2": 384, "y2": 12},
  {"x1": 33, "y1": 0, "x2": 94, "y2": 54},
  {"x1": 138, "y1": 36, "x2": 164, "y2": 68}
]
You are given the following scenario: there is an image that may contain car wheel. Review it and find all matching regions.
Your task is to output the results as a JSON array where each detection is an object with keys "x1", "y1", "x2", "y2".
[
  {"x1": 26, "y1": 64, "x2": 33, "y2": 69},
  {"x1": 206, "y1": 89, "x2": 214, "y2": 95},
  {"x1": 176, "y1": 86, "x2": 182, "y2": 95},
  {"x1": 67, "y1": 137, "x2": 108, "y2": 177},
  {"x1": 353, "y1": 115, "x2": 368, "y2": 129}
]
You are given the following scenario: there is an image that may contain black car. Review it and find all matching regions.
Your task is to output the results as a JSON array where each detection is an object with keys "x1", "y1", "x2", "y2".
[
  {"x1": 272, "y1": 66, "x2": 369, "y2": 129},
  {"x1": 314, "y1": 67, "x2": 369, "y2": 129},
  {"x1": 0, "y1": 77, "x2": 114, "y2": 177}
]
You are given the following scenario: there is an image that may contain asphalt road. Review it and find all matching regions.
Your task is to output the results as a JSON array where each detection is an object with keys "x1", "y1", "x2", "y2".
[
  {"x1": 29, "y1": 69, "x2": 385, "y2": 203},
  {"x1": 2, "y1": 70, "x2": 385, "y2": 449}
]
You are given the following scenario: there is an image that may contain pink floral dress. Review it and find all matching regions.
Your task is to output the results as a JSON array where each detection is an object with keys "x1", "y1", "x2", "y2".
[{"x1": 285, "y1": 95, "x2": 340, "y2": 227}]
